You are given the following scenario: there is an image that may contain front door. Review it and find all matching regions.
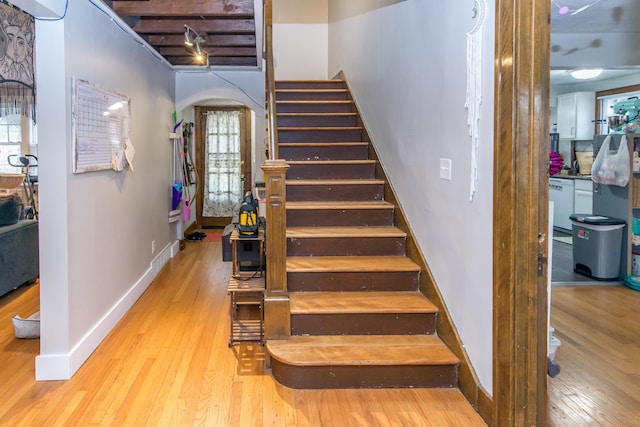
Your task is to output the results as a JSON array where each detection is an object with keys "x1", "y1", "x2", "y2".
[{"x1": 195, "y1": 106, "x2": 252, "y2": 228}]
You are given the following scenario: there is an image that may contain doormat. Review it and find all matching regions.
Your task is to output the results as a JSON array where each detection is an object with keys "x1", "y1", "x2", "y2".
[
  {"x1": 553, "y1": 236, "x2": 572, "y2": 245},
  {"x1": 202, "y1": 232, "x2": 222, "y2": 243}
]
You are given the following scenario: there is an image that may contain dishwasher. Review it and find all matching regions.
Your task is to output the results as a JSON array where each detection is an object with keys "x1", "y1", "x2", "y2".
[{"x1": 549, "y1": 178, "x2": 575, "y2": 231}]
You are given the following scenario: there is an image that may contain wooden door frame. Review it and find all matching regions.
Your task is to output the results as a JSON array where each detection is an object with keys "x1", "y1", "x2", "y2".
[
  {"x1": 194, "y1": 106, "x2": 252, "y2": 228},
  {"x1": 493, "y1": 1, "x2": 550, "y2": 425}
]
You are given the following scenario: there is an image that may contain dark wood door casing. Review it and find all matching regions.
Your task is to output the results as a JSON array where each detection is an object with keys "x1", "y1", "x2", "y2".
[
  {"x1": 194, "y1": 105, "x2": 252, "y2": 228},
  {"x1": 493, "y1": 1, "x2": 550, "y2": 425}
]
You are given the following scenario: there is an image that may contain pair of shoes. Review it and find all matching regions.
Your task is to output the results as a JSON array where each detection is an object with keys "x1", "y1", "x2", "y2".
[
  {"x1": 186, "y1": 232, "x2": 203, "y2": 242},
  {"x1": 193, "y1": 231, "x2": 207, "y2": 239}
]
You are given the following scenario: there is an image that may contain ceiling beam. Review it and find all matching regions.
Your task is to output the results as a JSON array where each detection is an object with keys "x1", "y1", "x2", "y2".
[
  {"x1": 113, "y1": 0, "x2": 254, "y2": 17},
  {"x1": 160, "y1": 46, "x2": 257, "y2": 57},
  {"x1": 148, "y1": 34, "x2": 256, "y2": 47},
  {"x1": 168, "y1": 56, "x2": 257, "y2": 66},
  {"x1": 133, "y1": 19, "x2": 255, "y2": 34}
]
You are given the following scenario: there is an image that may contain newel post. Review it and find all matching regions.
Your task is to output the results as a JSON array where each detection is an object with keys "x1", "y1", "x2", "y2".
[{"x1": 262, "y1": 159, "x2": 290, "y2": 340}]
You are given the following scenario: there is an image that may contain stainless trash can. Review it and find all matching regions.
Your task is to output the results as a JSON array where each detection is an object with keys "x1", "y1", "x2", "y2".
[{"x1": 570, "y1": 214, "x2": 626, "y2": 280}]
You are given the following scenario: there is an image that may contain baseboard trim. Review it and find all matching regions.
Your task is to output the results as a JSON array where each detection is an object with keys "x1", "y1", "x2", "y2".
[{"x1": 35, "y1": 242, "x2": 175, "y2": 381}]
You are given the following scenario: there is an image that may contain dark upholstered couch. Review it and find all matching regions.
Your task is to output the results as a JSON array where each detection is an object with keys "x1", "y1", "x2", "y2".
[{"x1": 0, "y1": 220, "x2": 39, "y2": 298}]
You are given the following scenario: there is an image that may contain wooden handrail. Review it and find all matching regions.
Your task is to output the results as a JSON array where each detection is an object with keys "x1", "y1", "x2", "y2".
[{"x1": 262, "y1": 1, "x2": 288, "y2": 340}]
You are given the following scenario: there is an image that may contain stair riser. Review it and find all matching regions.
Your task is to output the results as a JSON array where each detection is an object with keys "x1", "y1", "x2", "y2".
[
  {"x1": 271, "y1": 361, "x2": 458, "y2": 389},
  {"x1": 287, "y1": 184, "x2": 384, "y2": 201},
  {"x1": 279, "y1": 145, "x2": 369, "y2": 161},
  {"x1": 276, "y1": 91, "x2": 349, "y2": 101},
  {"x1": 287, "y1": 209, "x2": 394, "y2": 227},
  {"x1": 287, "y1": 164, "x2": 375, "y2": 180},
  {"x1": 291, "y1": 313, "x2": 436, "y2": 336},
  {"x1": 288, "y1": 237, "x2": 406, "y2": 256},
  {"x1": 287, "y1": 272, "x2": 419, "y2": 292},
  {"x1": 277, "y1": 102, "x2": 354, "y2": 114},
  {"x1": 277, "y1": 115, "x2": 357, "y2": 128},
  {"x1": 275, "y1": 81, "x2": 346, "y2": 90},
  {"x1": 279, "y1": 129, "x2": 362, "y2": 143}
]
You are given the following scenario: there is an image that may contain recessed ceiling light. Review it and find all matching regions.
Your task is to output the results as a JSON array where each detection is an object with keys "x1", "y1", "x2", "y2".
[{"x1": 570, "y1": 69, "x2": 603, "y2": 80}]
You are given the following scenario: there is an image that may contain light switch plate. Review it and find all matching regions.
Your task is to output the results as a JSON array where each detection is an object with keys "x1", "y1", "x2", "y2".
[{"x1": 439, "y1": 158, "x2": 452, "y2": 180}]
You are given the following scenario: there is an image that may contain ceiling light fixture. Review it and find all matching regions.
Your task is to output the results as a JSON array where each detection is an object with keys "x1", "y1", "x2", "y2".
[
  {"x1": 552, "y1": 0, "x2": 602, "y2": 16},
  {"x1": 184, "y1": 28, "x2": 193, "y2": 47},
  {"x1": 570, "y1": 68, "x2": 603, "y2": 79},
  {"x1": 184, "y1": 24, "x2": 209, "y2": 66}
]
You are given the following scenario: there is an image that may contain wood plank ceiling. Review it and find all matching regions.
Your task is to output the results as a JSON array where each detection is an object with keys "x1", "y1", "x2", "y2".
[{"x1": 109, "y1": 0, "x2": 258, "y2": 67}]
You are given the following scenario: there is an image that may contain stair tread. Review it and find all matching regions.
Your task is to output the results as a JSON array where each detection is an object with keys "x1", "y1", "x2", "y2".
[
  {"x1": 287, "y1": 256, "x2": 420, "y2": 272},
  {"x1": 287, "y1": 226, "x2": 405, "y2": 238},
  {"x1": 278, "y1": 113, "x2": 356, "y2": 117},
  {"x1": 287, "y1": 179, "x2": 384, "y2": 185},
  {"x1": 279, "y1": 142, "x2": 368, "y2": 147},
  {"x1": 267, "y1": 335, "x2": 460, "y2": 366},
  {"x1": 279, "y1": 126, "x2": 362, "y2": 131},
  {"x1": 276, "y1": 89, "x2": 349, "y2": 93},
  {"x1": 277, "y1": 79, "x2": 345, "y2": 83},
  {"x1": 277, "y1": 100, "x2": 353, "y2": 104},
  {"x1": 287, "y1": 201, "x2": 394, "y2": 210},
  {"x1": 287, "y1": 160, "x2": 375, "y2": 165},
  {"x1": 290, "y1": 291, "x2": 437, "y2": 314}
]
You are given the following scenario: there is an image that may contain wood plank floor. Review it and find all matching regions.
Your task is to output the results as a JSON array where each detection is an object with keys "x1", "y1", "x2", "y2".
[
  {"x1": 548, "y1": 284, "x2": 640, "y2": 426},
  {"x1": 0, "y1": 240, "x2": 486, "y2": 426}
]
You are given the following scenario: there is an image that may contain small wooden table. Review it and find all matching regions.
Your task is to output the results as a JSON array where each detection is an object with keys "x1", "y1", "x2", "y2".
[
  {"x1": 227, "y1": 276, "x2": 265, "y2": 347},
  {"x1": 229, "y1": 229, "x2": 265, "y2": 278}
]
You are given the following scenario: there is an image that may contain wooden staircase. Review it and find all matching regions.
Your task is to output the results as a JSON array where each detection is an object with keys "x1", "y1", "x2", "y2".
[{"x1": 266, "y1": 79, "x2": 460, "y2": 389}]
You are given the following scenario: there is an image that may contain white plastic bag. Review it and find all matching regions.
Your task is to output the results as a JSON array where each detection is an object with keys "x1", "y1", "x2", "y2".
[{"x1": 591, "y1": 135, "x2": 630, "y2": 187}]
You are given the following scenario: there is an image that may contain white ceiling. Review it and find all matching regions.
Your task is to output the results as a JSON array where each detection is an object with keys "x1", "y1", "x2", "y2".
[
  {"x1": 550, "y1": 0, "x2": 638, "y2": 34},
  {"x1": 550, "y1": 0, "x2": 640, "y2": 85}
]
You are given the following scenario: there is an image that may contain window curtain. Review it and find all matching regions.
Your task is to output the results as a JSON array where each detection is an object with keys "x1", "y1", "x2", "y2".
[
  {"x1": 0, "y1": 4, "x2": 35, "y2": 122},
  {"x1": 203, "y1": 110, "x2": 242, "y2": 217}
]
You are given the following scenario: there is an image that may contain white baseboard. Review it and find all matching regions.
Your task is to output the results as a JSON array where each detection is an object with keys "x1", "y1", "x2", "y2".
[{"x1": 35, "y1": 242, "x2": 176, "y2": 381}]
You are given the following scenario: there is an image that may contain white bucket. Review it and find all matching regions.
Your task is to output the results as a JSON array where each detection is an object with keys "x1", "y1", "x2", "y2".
[
  {"x1": 549, "y1": 335, "x2": 561, "y2": 360},
  {"x1": 12, "y1": 311, "x2": 40, "y2": 339}
]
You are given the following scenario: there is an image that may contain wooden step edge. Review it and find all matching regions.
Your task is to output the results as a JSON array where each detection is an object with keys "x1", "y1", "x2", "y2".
[
  {"x1": 276, "y1": 79, "x2": 345, "y2": 83},
  {"x1": 286, "y1": 256, "x2": 421, "y2": 273},
  {"x1": 287, "y1": 160, "x2": 376, "y2": 165},
  {"x1": 275, "y1": 89, "x2": 349, "y2": 93},
  {"x1": 276, "y1": 100, "x2": 353, "y2": 104},
  {"x1": 279, "y1": 142, "x2": 368, "y2": 147},
  {"x1": 279, "y1": 141, "x2": 366, "y2": 146},
  {"x1": 289, "y1": 292, "x2": 438, "y2": 314},
  {"x1": 278, "y1": 127, "x2": 362, "y2": 131},
  {"x1": 286, "y1": 201, "x2": 394, "y2": 210},
  {"x1": 277, "y1": 112, "x2": 357, "y2": 117},
  {"x1": 286, "y1": 226, "x2": 406, "y2": 238},
  {"x1": 286, "y1": 179, "x2": 385, "y2": 185},
  {"x1": 266, "y1": 335, "x2": 460, "y2": 367}
]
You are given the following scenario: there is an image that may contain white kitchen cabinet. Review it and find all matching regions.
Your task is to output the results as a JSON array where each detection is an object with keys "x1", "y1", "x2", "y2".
[
  {"x1": 557, "y1": 92, "x2": 596, "y2": 140},
  {"x1": 574, "y1": 179, "x2": 593, "y2": 214}
]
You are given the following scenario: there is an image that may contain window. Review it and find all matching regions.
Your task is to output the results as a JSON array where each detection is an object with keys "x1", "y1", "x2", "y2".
[{"x1": 0, "y1": 114, "x2": 22, "y2": 174}]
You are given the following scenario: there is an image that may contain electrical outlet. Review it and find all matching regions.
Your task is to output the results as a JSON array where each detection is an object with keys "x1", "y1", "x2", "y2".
[
  {"x1": 439, "y1": 158, "x2": 452, "y2": 180},
  {"x1": 151, "y1": 240, "x2": 156, "y2": 254}
]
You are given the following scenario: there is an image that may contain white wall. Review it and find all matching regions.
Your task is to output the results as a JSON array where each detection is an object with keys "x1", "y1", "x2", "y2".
[
  {"x1": 328, "y1": 0, "x2": 495, "y2": 391},
  {"x1": 32, "y1": 0, "x2": 176, "y2": 380},
  {"x1": 175, "y1": 71, "x2": 267, "y2": 185},
  {"x1": 273, "y1": 0, "x2": 328, "y2": 79}
]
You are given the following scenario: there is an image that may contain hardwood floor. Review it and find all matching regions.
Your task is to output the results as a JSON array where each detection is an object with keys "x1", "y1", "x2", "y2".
[
  {"x1": 0, "y1": 240, "x2": 486, "y2": 426},
  {"x1": 548, "y1": 285, "x2": 640, "y2": 426}
]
